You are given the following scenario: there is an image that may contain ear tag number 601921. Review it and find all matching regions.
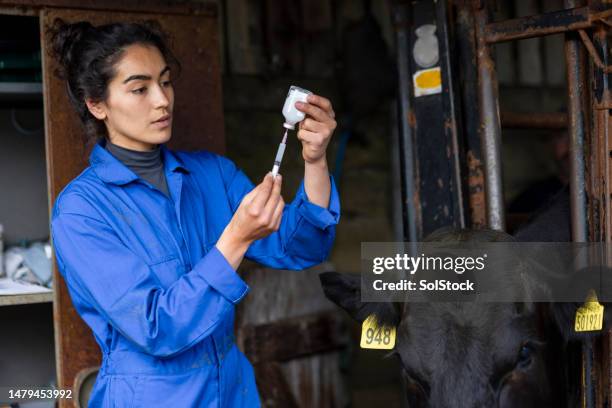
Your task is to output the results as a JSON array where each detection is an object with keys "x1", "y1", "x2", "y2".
[{"x1": 575, "y1": 290, "x2": 605, "y2": 333}]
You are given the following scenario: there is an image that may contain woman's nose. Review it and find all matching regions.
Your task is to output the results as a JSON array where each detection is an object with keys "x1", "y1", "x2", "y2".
[{"x1": 152, "y1": 84, "x2": 170, "y2": 108}]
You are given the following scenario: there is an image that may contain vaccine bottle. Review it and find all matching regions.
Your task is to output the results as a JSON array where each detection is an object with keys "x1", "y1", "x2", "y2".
[{"x1": 282, "y1": 85, "x2": 312, "y2": 130}]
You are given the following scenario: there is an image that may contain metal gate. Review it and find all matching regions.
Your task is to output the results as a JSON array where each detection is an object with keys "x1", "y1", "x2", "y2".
[{"x1": 392, "y1": 0, "x2": 612, "y2": 406}]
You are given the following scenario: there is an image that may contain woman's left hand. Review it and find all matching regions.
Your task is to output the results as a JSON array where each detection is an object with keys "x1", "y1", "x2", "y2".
[{"x1": 295, "y1": 94, "x2": 337, "y2": 164}]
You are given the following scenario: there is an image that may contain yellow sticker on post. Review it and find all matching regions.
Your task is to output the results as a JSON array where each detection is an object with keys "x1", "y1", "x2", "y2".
[
  {"x1": 574, "y1": 290, "x2": 605, "y2": 332},
  {"x1": 413, "y1": 67, "x2": 442, "y2": 97},
  {"x1": 360, "y1": 315, "x2": 396, "y2": 349}
]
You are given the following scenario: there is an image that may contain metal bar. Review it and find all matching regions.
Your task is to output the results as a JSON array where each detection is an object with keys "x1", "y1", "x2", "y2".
[
  {"x1": 584, "y1": 12, "x2": 612, "y2": 406},
  {"x1": 455, "y1": 3, "x2": 486, "y2": 228},
  {"x1": 579, "y1": 29, "x2": 612, "y2": 73},
  {"x1": 436, "y1": 0, "x2": 466, "y2": 228},
  {"x1": 393, "y1": 2, "x2": 420, "y2": 242},
  {"x1": 500, "y1": 111, "x2": 568, "y2": 129},
  {"x1": 584, "y1": 340, "x2": 596, "y2": 408},
  {"x1": 564, "y1": 7, "x2": 591, "y2": 403},
  {"x1": 564, "y1": 0, "x2": 588, "y2": 243},
  {"x1": 485, "y1": 6, "x2": 591, "y2": 43},
  {"x1": 475, "y1": 4, "x2": 506, "y2": 231},
  {"x1": 593, "y1": 23, "x2": 612, "y2": 408}
]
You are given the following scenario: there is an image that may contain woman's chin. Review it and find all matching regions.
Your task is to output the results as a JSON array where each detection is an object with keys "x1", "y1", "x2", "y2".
[{"x1": 146, "y1": 130, "x2": 172, "y2": 145}]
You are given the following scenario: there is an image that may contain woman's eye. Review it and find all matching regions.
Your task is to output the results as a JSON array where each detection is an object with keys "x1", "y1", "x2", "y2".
[
  {"x1": 162, "y1": 80, "x2": 172, "y2": 87},
  {"x1": 132, "y1": 87, "x2": 146, "y2": 95}
]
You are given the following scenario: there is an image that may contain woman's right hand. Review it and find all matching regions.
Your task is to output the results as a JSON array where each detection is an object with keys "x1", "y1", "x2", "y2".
[
  {"x1": 216, "y1": 173, "x2": 285, "y2": 269},
  {"x1": 229, "y1": 172, "x2": 285, "y2": 243}
]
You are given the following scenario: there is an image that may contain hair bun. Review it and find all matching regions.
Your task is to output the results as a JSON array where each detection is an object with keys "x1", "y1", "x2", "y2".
[{"x1": 48, "y1": 18, "x2": 94, "y2": 78}]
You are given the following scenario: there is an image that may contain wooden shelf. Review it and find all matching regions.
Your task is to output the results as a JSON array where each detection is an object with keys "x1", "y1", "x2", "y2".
[
  {"x1": 0, "y1": 81, "x2": 42, "y2": 103},
  {"x1": 0, "y1": 292, "x2": 53, "y2": 307}
]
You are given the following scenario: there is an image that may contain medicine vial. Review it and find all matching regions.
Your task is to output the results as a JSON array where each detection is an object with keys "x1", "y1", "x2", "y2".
[{"x1": 282, "y1": 85, "x2": 312, "y2": 130}]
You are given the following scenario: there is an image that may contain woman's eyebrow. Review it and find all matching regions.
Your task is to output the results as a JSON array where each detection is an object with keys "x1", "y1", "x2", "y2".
[
  {"x1": 122, "y1": 66, "x2": 170, "y2": 84},
  {"x1": 159, "y1": 66, "x2": 170, "y2": 76}
]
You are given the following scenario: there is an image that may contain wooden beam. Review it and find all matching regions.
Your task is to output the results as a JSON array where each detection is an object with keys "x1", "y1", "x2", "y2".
[
  {"x1": 241, "y1": 312, "x2": 349, "y2": 364},
  {"x1": 0, "y1": 0, "x2": 216, "y2": 16}
]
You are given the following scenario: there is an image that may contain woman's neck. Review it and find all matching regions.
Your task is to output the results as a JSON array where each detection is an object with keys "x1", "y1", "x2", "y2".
[{"x1": 105, "y1": 140, "x2": 162, "y2": 170}]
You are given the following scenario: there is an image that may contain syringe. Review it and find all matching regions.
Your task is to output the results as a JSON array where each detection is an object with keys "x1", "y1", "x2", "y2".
[
  {"x1": 272, "y1": 85, "x2": 311, "y2": 178},
  {"x1": 271, "y1": 129, "x2": 288, "y2": 177}
]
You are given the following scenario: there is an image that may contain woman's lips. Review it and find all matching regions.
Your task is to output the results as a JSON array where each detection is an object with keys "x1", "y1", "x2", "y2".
[{"x1": 152, "y1": 115, "x2": 171, "y2": 128}]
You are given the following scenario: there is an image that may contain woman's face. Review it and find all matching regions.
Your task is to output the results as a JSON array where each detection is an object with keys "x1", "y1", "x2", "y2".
[{"x1": 87, "y1": 43, "x2": 174, "y2": 151}]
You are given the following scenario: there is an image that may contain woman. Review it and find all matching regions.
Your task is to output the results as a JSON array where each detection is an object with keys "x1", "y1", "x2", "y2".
[{"x1": 48, "y1": 19, "x2": 339, "y2": 407}]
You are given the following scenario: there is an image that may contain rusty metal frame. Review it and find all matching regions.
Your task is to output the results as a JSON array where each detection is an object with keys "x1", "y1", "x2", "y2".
[
  {"x1": 455, "y1": 2, "x2": 487, "y2": 228},
  {"x1": 485, "y1": 6, "x2": 592, "y2": 43},
  {"x1": 392, "y1": 1, "x2": 420, "y2": 242},
  {"x1": 578, "y1": 29, "x2": 612, "y2": 73},
  {"x1": 484, "y1": 5, "x2": 612, "y2": 44},
  {"x1": 392, "y1": 0, "x2": 467, "y2": 239},
  {"x1": 500, "y1": 111, "x2": 568, "y2": 129},
  {"x1": 474, "y1": 2, "x2": 505, "y2": 231},
  {"x1": 583, "y1": 18, "x2": 612, "y2": 408},
  {"x1": 564, "y1": 0, "x2": 589, "y2": 244}
]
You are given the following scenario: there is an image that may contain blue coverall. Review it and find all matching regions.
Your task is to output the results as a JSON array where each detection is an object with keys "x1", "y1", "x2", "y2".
[{"x1": 50, "y1": 142, "x2": 340, "y2": 407}]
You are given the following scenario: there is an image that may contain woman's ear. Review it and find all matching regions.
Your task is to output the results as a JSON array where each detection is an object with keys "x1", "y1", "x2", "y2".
[{"x1": 85, "y1": 98, "x2": 107, "y2": 120}]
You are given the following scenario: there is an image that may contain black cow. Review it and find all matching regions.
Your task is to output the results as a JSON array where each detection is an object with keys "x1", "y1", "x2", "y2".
[{"x1": 320, "y1": 225, "x2": 609, "y2": 407}]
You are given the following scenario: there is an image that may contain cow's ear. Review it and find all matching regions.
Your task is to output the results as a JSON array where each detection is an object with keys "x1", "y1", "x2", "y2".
[
  {"x1": 550, "y1": 301, "x2": 612, "y2": 341},
  {"x1": 548, "y1": 266, "x2": 612, "y2": 340},
  {"x1": 319, "y1": 272, "x2": 400, "y2": 326}
]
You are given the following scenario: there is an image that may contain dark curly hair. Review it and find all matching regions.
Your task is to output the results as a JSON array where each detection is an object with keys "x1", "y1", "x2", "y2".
[{"x1": 47, "y1": 18, "x2": 181, "y2": 143}]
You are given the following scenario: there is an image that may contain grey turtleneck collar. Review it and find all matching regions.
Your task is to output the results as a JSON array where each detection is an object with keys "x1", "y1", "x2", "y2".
[{"x1": 105, "y1": 141, "x2": 170, "y2": 197}]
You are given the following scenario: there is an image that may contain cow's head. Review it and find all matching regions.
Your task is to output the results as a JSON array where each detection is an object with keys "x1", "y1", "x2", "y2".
[{"x1": 320, "y1": 229, "x2": 611, "y2": 407}]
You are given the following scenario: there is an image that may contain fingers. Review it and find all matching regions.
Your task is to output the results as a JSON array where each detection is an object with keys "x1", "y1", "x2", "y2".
[
  {"x1": 297, "y1": 128, "x2": 324, "y2": 146},
  {"x1": 249, "y1": 173, "x2": 274, "y2": 215},
  {"x1": 271, "y1": 197, "x2": 285, "y2": 231},
  {"x1": 309, "y1": 94, "x2": 336, "y2": 119},
  {"x1": 300, "y1": 118, "x2": 328, "y2": 133},
  {"x1": 307, "y1": 93, "x2": 332, "y2": 112},
  {"x1": 295, "y1": 101, "x2": 332, "y2": 123},
  {"x1": 263, "y1": 174, "x2": 282, "y2": 215}
]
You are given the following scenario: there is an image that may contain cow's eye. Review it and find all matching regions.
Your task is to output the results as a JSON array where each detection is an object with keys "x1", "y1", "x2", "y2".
[
  {"x1": 394, "y1": 353, "x2": 430, "y2": 396},
  {"x1": 516, "y1": 343, "x2": 533, "y2": 367},
  {"x1": 403, "y1": 369, "x2": 430, "y2": 397}
]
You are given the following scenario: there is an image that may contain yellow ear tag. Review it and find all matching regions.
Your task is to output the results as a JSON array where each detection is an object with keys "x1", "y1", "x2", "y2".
[
  {"x1": 360, "y1": 315, "x2": 396, "y2": 349},
  {"x1": 575, "y1": 290, "x2": 605, "y2": 332}
]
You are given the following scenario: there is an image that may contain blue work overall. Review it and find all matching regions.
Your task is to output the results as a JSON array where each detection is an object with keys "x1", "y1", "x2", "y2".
[{"x1": 51, "y1": 142, "x2": 340, "y2": 407}]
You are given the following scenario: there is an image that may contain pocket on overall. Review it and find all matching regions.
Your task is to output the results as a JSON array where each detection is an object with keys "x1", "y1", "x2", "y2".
[
  {"x1": 108, "y1": 375, "x2": 142, "y2": 408},
  {"x1": 149, "y1": 257, "x2": 186, "y2": 288},
  {"x1": 136, "y1": 368, "x2": 215, "y2": 407}
]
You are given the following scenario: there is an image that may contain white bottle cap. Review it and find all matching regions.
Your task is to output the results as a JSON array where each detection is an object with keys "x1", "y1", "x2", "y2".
[{"x1": 283, "y1": 122, "x2": 295, "y2": 130}]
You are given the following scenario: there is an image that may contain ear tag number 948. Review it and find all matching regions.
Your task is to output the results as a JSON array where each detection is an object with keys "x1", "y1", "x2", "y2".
[{"x1": 360, "y1": 315, "x2": 396, "y2": 349}]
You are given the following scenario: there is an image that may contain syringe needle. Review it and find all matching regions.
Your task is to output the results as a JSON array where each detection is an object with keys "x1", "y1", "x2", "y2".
[{"x1": 271, "y1": 129, "x2": 288, "y2": 177}]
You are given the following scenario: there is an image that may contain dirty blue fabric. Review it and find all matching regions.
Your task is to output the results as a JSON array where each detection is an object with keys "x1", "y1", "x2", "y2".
[{"x1": 50, "y1": 141, "x2": 340, "y2": 407}]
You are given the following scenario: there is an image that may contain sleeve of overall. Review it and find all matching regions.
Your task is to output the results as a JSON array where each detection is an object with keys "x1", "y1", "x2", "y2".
[
  {"x1": 217, "y1": 155, "x2": 341, "y2": 270},
  {"x1": 51, "y1": 203, "x2": 249, "y2": 358}
]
